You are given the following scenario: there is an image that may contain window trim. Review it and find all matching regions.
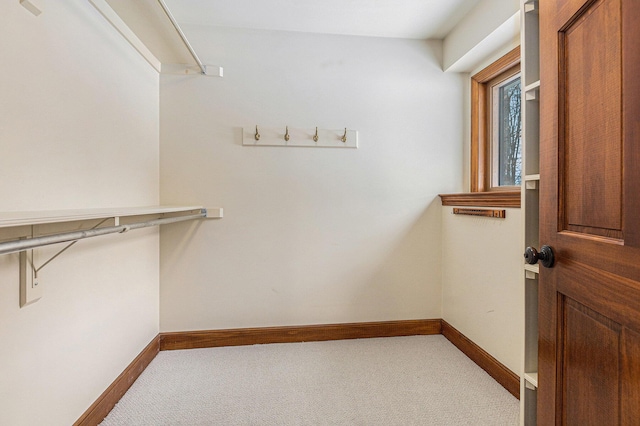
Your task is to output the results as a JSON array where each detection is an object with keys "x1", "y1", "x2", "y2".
[
  {"x1": 439, "y1": 47, "x2": 522, "y2": 209},
  {"x1": 470, "y1": 46, "x2": 521, "y2": 193}
]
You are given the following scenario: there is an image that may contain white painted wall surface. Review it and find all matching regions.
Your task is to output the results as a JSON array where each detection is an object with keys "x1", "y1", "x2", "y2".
[
  {"x1": 441, "y1": 207, "x2": 523, "y2": 374},
  {"x1": 443, "y1": 0, "x2": 520, "y2": 72},
  {"x1": 440, "y1": 4, "x2": 524, "y2": 374},
  {"x1": 159, "y1": 27, "x2": 464, "y2": 331},
  {"x1": 0, "y1": 1, "x2": 159, "y2": 424}
]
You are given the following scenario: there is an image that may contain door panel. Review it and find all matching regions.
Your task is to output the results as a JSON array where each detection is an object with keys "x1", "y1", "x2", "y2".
[
  {"x1": 539, "y1": 0, "x2": 640, "y2": 424},
  {"x1": 560, "y1": 0, "x2": 622, "y2": 238},
  {"x1": 561, "y1": 297, "x2": 620, "y2": 425}
]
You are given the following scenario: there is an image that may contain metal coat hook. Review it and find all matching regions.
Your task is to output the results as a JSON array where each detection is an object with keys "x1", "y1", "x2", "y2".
[
  {"x1": 254, "y1": 125, "x2": 260, "y2": 141},
  {"x1": 341, "y1": 128, "x2": 347, "y2": 143},
  {"x1": 313, "y1": 127, "x2": 319, "y2": 142},
  {"x1": 284, "y1": 126, "x2": 290, "y2": 141}
]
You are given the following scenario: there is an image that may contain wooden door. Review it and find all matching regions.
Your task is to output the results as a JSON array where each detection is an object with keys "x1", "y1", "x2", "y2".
[{"x1": 538, "y1": 0, "x2": 640, "y2": 424}]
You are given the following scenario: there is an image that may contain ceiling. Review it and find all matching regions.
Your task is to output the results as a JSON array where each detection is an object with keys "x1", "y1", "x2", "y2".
[
  {"x1": 104, "y1": 0, "x2": 485, "y2": 66},
  {"x1": 162, "y1": 0, "x2": 482, "y2": 40}
]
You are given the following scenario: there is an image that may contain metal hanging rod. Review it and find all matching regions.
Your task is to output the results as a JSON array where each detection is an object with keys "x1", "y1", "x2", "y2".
[
  {"x1": 0, "y1": 211, "x2": 206, "y2": 256},
  {"x1": 157, "y1": 0, "x2": 207, "y2": 75}
]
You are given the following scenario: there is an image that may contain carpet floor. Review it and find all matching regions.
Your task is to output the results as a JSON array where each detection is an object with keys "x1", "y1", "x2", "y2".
[{"x1": 100, "y1": 335, "x2": 519, "y2": 425}]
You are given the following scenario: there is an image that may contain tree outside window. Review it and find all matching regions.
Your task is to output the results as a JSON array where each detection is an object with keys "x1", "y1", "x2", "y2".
[
  {"x1": 469, "y1": 47, "x2": 522, "y2": 193},
  {"x1": 493, "y1": 74, "x2": 522, "y2": 187}
]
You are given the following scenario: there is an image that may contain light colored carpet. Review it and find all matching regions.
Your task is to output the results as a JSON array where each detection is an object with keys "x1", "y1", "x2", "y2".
[{"x1": 101, "y1": 335, "x2": 519, "y2": 425}]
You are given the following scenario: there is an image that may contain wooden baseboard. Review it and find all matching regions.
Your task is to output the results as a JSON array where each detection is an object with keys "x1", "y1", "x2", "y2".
[
  {"x1": 441, "y1": 320, "x2": 520, "y2": 399},
  {"x1": 74, "y1": 335, "x2": 160, "y2": 426},
  {"x1": 160, "y1": 319, "x2": 442, "y2": 351},
  {"x1": 77, "y1": 319, "x2": 519, "y2": 424}
]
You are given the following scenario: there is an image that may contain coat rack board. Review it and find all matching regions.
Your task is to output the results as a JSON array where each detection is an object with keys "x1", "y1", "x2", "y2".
[{"x1": 243, "y1": 127, "x2": 358, "y2": 148}]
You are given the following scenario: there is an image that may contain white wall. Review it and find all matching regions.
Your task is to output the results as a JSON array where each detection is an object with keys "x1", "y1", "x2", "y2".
[
  {"x1": 0, "y1": 1, "x2": 160, "y2": 424},
  {"x1": 441, "y1": 207, "x2": 523, "y2": 374},
  {"x1": 440, "y1": 1, "x2": 524, "y2": 375},
  {"x1": 443, "y1": 0, "x2": 520, "y2": 72},
  {"x1": 159, "y1": 27, "x2": 465, "y2": 331},
  {"x1": 0, "y1": 3, "x2": 523, "y2": 422}
]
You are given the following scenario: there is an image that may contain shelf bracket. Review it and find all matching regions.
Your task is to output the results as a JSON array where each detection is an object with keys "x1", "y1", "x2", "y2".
[
  {"x1": 20, "y1": 248, "x2": 41, "y2": 307},
  {"x1": 161, "y1": 63, "x2": 223, "y2": 77},
  {"x1": 32, "y1": 218, "x2": 112, "y2": 279}
]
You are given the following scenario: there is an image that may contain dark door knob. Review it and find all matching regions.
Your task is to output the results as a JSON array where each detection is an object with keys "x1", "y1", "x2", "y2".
[{"x1": 524, "y1": 245, "x2": 555, "y2": 268}]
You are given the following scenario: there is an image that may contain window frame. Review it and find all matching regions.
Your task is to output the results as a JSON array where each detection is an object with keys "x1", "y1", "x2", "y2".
[
  {"x1": 440, "y1": 47, "x2": 522, "y2": 208},
  {"x1": 470, "y1": 46, "x2": 521, "y2": 193}
]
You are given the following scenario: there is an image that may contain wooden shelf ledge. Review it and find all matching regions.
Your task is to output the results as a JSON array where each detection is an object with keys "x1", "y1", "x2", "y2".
[{"x1": 439, "y1": 191, "x2": 521, "y2": 208}]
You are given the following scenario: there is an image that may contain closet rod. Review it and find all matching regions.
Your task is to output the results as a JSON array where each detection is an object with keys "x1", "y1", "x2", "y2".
[
  {"x1": 0, "y1": 211, "x2": 206, "y2": 256},
  {"x1": 157, "y1": 0, "x2": 206, "y2": 75}
]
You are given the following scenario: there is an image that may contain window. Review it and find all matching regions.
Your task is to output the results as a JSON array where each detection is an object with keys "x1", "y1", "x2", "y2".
[
  {"x1": 490, "y1": 69, "x2": 522, "y2": 187},
  {"x1": 439, "y1": 47, "x2": 522, "y2": 208},
  {"x1": 470, "y1": 47, "x2": 521, "y2": 192}
]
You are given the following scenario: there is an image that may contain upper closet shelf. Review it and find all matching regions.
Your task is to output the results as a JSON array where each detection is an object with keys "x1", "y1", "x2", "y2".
[
  {"x1": 90, "y1": 0, "x2": 222, "y2": 76},
  {"x1": 0, "y1": 206, "x2": 222, "y2": 228}
]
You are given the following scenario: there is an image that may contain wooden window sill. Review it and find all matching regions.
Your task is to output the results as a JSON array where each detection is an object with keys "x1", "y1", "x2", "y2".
[{"x1": 439, "y1": 191, "x2": 521, "y2": 208}]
